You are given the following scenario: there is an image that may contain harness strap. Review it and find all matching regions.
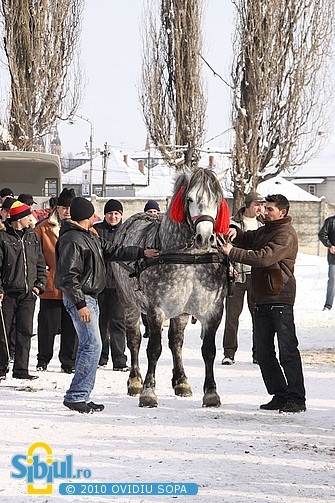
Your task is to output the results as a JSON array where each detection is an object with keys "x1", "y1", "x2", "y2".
[{"x1": 129, "y1": 250, "x2": 228, "y2": 278}]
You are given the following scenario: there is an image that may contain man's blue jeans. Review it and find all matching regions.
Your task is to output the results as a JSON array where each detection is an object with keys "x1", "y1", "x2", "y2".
[
  {"x1": 325, "y1": 263, "x2": 335, "y2": 308},
  {"x1": 63, "y1": 295, "x2": 102, "y2": 403}
]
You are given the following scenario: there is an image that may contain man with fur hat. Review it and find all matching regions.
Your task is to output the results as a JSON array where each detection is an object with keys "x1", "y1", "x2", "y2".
[
  {"x1": 93, "y1": 199, "x2": 128, "y2": 371},
  {"x1": 222, "y1": 191, "x2": 265, "y2": 366},
  {"x1": 55, "y1": 197, "x2": 159, "y2": 413},
  {"x1": 34, "y1": 188, "x2": 77, "y2": 374},
  {"x1": 0, "y1": 201, "x2": 46, "y2": 380}
]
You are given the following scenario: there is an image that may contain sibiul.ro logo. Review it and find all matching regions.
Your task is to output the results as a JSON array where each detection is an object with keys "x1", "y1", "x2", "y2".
[{"x1": 11, "y1": 442, "x2": 91, "y2": 495}]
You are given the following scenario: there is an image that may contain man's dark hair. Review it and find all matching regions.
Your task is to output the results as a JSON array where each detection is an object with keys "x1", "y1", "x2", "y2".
[{"x1": 265, "y1": 194, "x2": 289, "y2": 216}]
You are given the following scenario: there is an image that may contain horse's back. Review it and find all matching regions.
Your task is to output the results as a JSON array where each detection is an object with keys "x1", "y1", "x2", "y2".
[{"x1": 114, "y1": 212, "x2": 161, "y2": 249}]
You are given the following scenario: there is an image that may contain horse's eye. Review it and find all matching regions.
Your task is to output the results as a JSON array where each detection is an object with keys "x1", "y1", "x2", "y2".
[{"x1": 187, "y1": 197, "x2": 193, "y2": 203}]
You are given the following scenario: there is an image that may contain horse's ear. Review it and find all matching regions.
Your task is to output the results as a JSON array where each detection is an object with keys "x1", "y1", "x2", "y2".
[
  {"x1": 170, "y1": 187, "x2": 185, "y2": 223},
  {"x1": 214, "y1": 199, "x2": 231, "y2": 234}
]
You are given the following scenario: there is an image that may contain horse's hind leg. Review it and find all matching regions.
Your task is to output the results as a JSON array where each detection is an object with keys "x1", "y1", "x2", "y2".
[
  {"x1": 168, "y1": 314, "x2": 192, "y2": 397},
  {"x1": 124, "y1": 307, "x2": 143, "y2": 396}
]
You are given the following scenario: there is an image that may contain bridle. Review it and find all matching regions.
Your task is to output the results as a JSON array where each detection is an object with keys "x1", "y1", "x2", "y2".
[{"x1": 190, "y1": 214, "x2": 216, "y2": 230}]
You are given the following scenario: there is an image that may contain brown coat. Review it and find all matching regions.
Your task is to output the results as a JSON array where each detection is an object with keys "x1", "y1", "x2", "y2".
[
  {"x1": 229, "y1": 216, "x2": 298, "y2": 305},
  {"x1": 34, "y1": 210, "x2": 62, "y2": 300}
]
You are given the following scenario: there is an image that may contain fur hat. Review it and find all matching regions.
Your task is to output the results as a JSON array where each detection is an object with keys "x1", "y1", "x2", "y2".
[
  {"x1": 70, "y1": 197, "x2": 95, "y2": 221},
  {"x1": 144, "y1": 199, "x2": 161, "y2": 212},
  {"x1": 0, "y1": 187, "x2": 14, "y2": 199},
  {"x1": 104, "y1": 199, "x2": 123, "y2": 215},
  {"x1": 18, "y1": 193, "x2": 37, "y2": 206},
  {"x1": 9, "y1": 201, "x2": 31, "y2": 221},
  {"x1": 58, "y1": 188, "x2": 75, "y2": 207},
  {"x1": 244, "y1": 192, "x2": 265, "y2": 205}
]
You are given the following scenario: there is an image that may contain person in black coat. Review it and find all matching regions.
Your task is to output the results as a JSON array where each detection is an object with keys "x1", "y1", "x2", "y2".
[
  {"x1": 318, "y1": 215, "x2": 335, "y2": 311},
  {"x1": 93, "y1": 199, "x2": 128, "y2": 371},
  {"x1": 55, "y1": 197, "x2": 159, "y2": 413},
  {"x1": 0, "y1": 201, "x2": 46, "y2": 380}
]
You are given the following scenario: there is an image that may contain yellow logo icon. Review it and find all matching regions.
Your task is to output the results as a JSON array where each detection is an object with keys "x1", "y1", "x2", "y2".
[{"x1": 26, "y1": 442, "x2": 53, "y2": 494}]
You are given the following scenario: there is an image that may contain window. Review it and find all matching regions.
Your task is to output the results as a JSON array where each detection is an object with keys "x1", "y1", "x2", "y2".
[
  {"x1": 308, "y1": 184, "x2": 316, "y2": 196},
  {"x1": 44, "y1": 178, "x2": 58, "y2": 197}
]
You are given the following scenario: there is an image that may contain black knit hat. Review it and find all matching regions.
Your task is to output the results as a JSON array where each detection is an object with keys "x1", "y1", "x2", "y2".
[
  {"x1": 104, "y1": 199, "x2": 123, "y2": 215},
  {"x1": 0, "y1": 187, "x2": 14, "y2": 199},
  {"x1": 2, "y1": 197, "x2": 16, "y2": 210},
  {"x1": 70, "y1": 197, "x2": 95, "y2": 221},
  {"x1": 58, "y1": 188, "x2": 75, "y2": 207},
  {"x1": 144, "y1": 199, "x2": 160, "y2": 212}
]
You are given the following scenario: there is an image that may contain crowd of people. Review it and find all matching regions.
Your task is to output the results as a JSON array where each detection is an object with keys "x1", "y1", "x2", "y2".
[
  {"x1": 0, "y1": 187, "x2": 160, "y2": 413},
  {"x1": 0, "y1": 184, "x2": 333, "y2": 415}
]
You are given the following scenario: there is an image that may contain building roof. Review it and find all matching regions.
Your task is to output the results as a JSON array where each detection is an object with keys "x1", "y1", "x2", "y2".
[
  {"x1": 283, "y1": 139, "x2": 335, "y2": 178},
  {"x1": 62, "y1": 149, "x2": 147, "y2": 186},
  {"x1": 135, "y1": 162, "x2": 175, "y2": 198},
  {"x1": 257, "y1": 176, "x2": 320, "y2": 201}
]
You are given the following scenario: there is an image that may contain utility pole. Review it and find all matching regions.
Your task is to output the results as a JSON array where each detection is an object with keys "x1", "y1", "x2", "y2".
[
  {"x1": 145, "y1": 135, "x2": 151, "y2": 185},
  {"x1": 70, "y1": 114, "x2": 94, "y2": 196},
  {"x1": 101, "y1": 142, "x2": 110, "y2": 197}
]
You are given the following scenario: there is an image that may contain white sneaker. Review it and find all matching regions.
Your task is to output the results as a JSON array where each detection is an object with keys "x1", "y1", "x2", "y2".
[{"x1": 221, "y1": 356, "x2": 235, "y2": 365}]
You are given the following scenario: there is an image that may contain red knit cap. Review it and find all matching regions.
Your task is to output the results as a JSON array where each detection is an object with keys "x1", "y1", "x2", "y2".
[{"x1": 9, "y1": 200, "x2": 31, "y2": 221}]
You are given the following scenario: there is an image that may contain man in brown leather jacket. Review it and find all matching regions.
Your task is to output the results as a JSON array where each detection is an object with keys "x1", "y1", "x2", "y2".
[
  {"x1": 221, "y1": 194, "x2": 306, "y2": 414},
  {"x1": 35, "y1": 188, "x2": 77, "y2": 373}
]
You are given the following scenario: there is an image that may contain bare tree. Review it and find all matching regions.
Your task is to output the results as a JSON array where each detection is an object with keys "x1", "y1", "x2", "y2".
[
  {"x1": 1, "y1": 0, "x2": 84, "y2": 151},
  {"x1": 140, "y1": 0, "x2": 206, "y2": 169},
  {"x1": 231, "y1": 0, "x2": 335, "y2": 209}
]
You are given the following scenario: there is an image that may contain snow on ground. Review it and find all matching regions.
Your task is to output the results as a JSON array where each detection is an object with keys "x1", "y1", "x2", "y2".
[{"x1": 0, "y1": 253, "x2": 334, "y2": 503}]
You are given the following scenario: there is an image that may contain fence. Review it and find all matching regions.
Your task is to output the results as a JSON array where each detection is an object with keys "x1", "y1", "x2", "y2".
[{"x1": 91, "y1": 196, "x2": 335, "y2": 257}]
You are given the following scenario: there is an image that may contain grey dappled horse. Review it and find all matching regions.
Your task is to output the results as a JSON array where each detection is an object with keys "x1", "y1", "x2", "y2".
[{"x1": 112, "y1": 168, "x2": 230, "y2": 407}]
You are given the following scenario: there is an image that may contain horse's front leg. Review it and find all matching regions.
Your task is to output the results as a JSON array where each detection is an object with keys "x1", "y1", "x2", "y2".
[
  {"x1": 124, "y1": 308, "x2": 143, "y2": 396},
  {"x1": 201, "y1": 310, "x2": 223, "y2": 407},
  {"x1": 168, "y1": 314, "x2": 192, "y2": 397},
  {"x1": 139, "y1": 309, "x2": 164, "y2": 407}
]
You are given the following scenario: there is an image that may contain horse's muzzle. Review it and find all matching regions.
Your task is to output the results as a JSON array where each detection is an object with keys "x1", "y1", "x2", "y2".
[
  {"x1": 195, "y1": 232, "x2": 216, "y2": 249},
  {"x1": 193, "y1": 215, "x2": 216, "y2": 250}
]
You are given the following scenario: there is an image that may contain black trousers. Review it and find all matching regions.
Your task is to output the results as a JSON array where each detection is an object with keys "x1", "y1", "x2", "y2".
[
  {"x1": 254, "y1": 304, "x2": 306, "y2": 404},
  {"x1": 37, "y1": 299, "x2": 77, "y2": 369},
  {"x1": 98, "y1": 288, "x2": 127, "y2": 367},
  {"x1": 223, "y1": 276, "x2": 256, "y2": 359},
  {"x1": 0, "y1": 292, "x2": 36, "y2": 375}
]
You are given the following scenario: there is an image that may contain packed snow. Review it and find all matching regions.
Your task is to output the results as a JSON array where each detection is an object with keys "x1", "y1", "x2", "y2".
[{"x1": 0, "y1": 253, "x2": 334, "y2": 503}]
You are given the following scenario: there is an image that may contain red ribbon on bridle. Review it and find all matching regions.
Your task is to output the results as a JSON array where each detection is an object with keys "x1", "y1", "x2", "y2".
[{"x1": 170, "y1": 186, "x2": 230, "y2": 234}]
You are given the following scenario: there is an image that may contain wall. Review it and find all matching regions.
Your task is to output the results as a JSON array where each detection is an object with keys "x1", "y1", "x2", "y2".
[{"x1": 91, "y1": 196, "x2": 335, "y2": 257}]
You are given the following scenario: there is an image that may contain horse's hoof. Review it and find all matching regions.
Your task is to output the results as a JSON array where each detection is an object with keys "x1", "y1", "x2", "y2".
[
  {"x1": 139, "y1": 388, "x2": 158, "y2": 408},
  {"x1": 202, "y1": 392, "x2": 221, "y2": 407},
  {"x1": 174, "y1": 383, "x2": 193, "y2": 397},
  {"x1": 127, "y1": 377, "x2": 143, "y2": 396}
]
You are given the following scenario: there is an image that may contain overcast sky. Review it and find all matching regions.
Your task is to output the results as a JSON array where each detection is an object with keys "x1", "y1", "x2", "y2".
[{"x1": 58, "y1": 1, "x2": 235, "y2": 157}]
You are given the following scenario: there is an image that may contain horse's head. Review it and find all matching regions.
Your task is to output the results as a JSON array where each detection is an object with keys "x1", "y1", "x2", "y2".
[{"x1": 170, "y1": 168, "x2": 230, "y2": 250}]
